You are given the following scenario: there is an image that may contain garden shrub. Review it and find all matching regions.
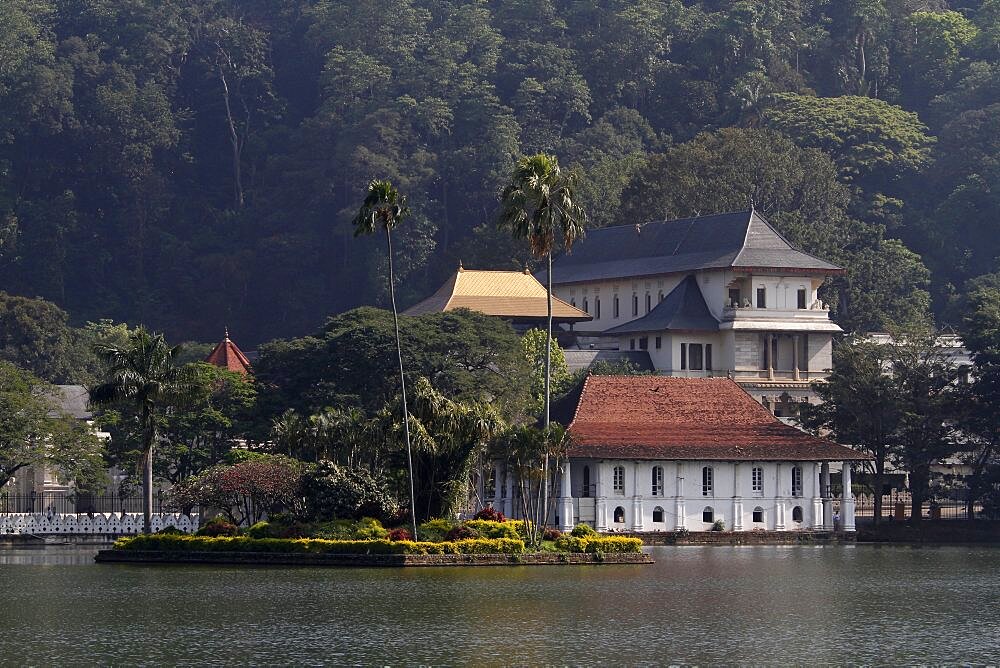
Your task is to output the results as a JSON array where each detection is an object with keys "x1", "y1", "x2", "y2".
[
  {"x1": 353, "y1": 518, "x2": 389, "y2": 540},
  {"x1": 196, "y1": 517, "x2": 239, "y2": 537},
  {"x1": 473, "y1": 507, "x2": 506, "y2": 522},
  {"x1": 554, "y1": 535, "x2": 642, "y2": 554},
  {"x1": 463, "y1": 519, "x2": 522, "y2": 539},
  {"x1": 247, "y1": 521, "x2": 277, "y2": 539},
  {"x1": 445, "y1": 525, "x2": 479, "y2": 541},
  {"x1": 417, "y1": 518, "x2": 456, "y2": 542},
  {"x1": 300, "y1": 461, "x2": 399, "y2": 522},
  {"x1": 157, "y1": 526, "x2": 183, "y2": 535},
  {"x1": 114, "y1": 534, "x2": 525, "y2": 556},
  {"x1": 712, "y1": 519, "x2": 725, "y2": 532},
  {"x1": 543, "y1": 527, "x2": 562, "y2": 541},
  {"x1": 387, "y1": 528, "x2": 412, "y2": 541},
  {"x1": 570, "y1": 523, "x2": 597, "y2": 538}
]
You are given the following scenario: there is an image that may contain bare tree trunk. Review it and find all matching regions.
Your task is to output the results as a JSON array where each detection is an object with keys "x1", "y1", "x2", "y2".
[
  {"x1": 142, "y1": 403, "x2": 153, "y2": 534},
  {"x1": 218, "y1": 65, "x2": 244, "y2": 210},
  {"x1": 387, "y1": 225, "x2": 418, "y2": 540},
  {"x1": 540, "y1": 252, "x2": 553, "y2": 537}
]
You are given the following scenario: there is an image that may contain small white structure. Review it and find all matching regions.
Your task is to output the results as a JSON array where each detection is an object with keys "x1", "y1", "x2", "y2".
[{"x1": 517, "y1": 375, "x2": 866, "y2": 533}]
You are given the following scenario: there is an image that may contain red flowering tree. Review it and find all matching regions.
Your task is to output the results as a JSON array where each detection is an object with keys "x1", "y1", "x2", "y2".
[{"x1": 168, "y1": 455, "x2": 304, "y2": 526}]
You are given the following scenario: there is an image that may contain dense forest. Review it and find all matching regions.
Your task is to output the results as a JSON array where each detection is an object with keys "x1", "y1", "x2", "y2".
[{"x1": 2, "y1": 0, "x2": 999, "y2": 350}]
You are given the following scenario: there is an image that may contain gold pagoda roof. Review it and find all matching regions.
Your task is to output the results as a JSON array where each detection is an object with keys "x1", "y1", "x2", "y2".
[{"x1": 403, "y1": 267, "x2": 592, "y2": 322}]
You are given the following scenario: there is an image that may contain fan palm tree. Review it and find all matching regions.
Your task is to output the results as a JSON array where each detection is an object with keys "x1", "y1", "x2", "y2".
[
  {"x1": 90, "y1": 327, "x2": 181, "y2": 534},
  {"x1": 497, "y1": 154, "x2": 586, "y2": 529},
  {"x1": 352, "y1": 179, "x2": 418, "y2": 539}
]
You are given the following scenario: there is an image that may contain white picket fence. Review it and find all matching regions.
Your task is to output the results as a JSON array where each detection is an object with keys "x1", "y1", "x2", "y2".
[{"x1": 0, "y1": 512, "x2": 200, "y2": 535}]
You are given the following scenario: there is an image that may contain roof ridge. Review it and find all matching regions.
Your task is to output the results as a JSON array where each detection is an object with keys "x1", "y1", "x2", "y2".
[
  {"x1": 567, "y1": 373, "x2": 594, "y2": 429},
  {"x1": 586, "y1": 209, "x2": 754, "y2": 233}
]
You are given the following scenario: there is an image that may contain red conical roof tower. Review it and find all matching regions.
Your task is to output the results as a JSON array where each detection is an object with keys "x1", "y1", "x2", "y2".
[{"x1": 204, "y1": 328, "x2": 252, "y2": 376}]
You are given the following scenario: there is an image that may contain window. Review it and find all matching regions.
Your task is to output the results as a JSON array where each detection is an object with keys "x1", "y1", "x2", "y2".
[
  {"x1": 632, "y1": 294, "x2": 638, "y2": 316},
  {"x1": 582, "y1": 466, "x2": 591, "y2": 498},
  {"x1": 702, "y1": 506, "x2": 714, "y2": 523},
  {"x1": 702, "y1": 466, "x2": 714, "y2": 496},
  {"x1": 728, "y1": 288, "x2": 741, "y2": 307},
  {"x1": 614, "y1": 506, "x2": 626, "y2": 523},
  {"x1": 792, "y1": 506, "x2": 804, "y2": 522},
  {"x1": 583, "y1": 298, "x2": 589, "y2": 314},
  {"x1": 629, "y1": 338, "x2": 636, "y2": 351},
  {"x1": 689, "y1": 343, "x2": 704, "y2": 370},
  {"x1": 595, "y1": 298, "x2": 601, "y2": 319},
  {"x1": 652, "y1": 507, "x2": 665, "y2": 523},
  {"x1": 651, "y1": 466, "x2": 664, "y2": 496},
  {"x1": 639, "y1": 336, "x2": 648, "y2": 350},
  {"x1": 613, "y1": 465, "x2": 625, "y2": 494},
  {"x1": 791, "y1": 466, "x2": 803, "y2": 497},
  {"x1": 658, "y1": 290, "x2": 664, "y2": 303},
  {"x1": 486, "y1": 467, "x2": 497, "y2": 498},
  {"x1": 655, "y1": 336, "x2": 662, "y2": 350},
  {"x1": 613, "y1": 296, "x2": 620, "y2": 318},
  {"x1": 756, "y1": 287, "x2": 766, "y2": 308},
  {"x1": 753, "y1": 507, "x2": 764, "y2": 523},
  {"x1": 570, "y1": 298, "x2": 576, "y2": 307},
  {"x1": 797, "y1": 288, "x2": 807, "y2": 309},
  {"x1": 645, "y1": 293, "x2": 651, "y2": 313},
  {"x1": 680, "y1": 343, "x2": 687, "y2": 370},
  {"x1": 705, "y1": 344, "x2": 712, "y2": 371},
  {"x1": 752, "y1": 466, "x2": 763, "y2": 494}
]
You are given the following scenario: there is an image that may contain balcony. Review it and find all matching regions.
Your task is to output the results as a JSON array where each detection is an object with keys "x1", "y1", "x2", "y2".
[{"x1": 720, "y1": 303, "x2": 841, "y2": 332}]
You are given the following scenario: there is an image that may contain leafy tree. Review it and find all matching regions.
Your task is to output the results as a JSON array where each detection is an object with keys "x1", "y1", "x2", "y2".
[
  {"x1": 519, "y1": 328, "x2": 570, "y2": 416},
  {"x1": 299, "y1": 460, "x2": 399, "y2": 522},
  {"x1": 0, "y1": 291, "x2": 77, "y2": 382},
  {"x1": 0, "y1": 360, "x2": 105, "y2": 490},
  {"x1": 899, "y1": 11, "x2": 978, "y2": 107},
  {"x1": 90, "y1": 327, "x2": 181, "y2": 534},
  {"x1": 352, "y1": 178, "x2": 417, "y2": 538},
  {"x1": 800, "y1": 338, "x2": 901, "y2": 524}
]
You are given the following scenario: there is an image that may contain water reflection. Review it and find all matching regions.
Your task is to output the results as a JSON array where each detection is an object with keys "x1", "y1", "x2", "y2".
[{"x1": 1, "y1": 544, "x2": 998, "y2": 665}]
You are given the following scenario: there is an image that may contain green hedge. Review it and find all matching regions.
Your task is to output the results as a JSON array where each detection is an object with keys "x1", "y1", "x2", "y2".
[
  {"x1": 462, "y1": 519, "x2": 524, "y2": 540},
  {"x1": 113, "y1": 534, "x2": 526, "y2": 555},
  {"x1": 553, "y1": 535, "x2": 643, "y2": 554}
]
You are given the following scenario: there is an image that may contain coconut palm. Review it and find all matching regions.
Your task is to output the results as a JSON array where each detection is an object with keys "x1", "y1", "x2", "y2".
[
  {"x1": 352, "y1": 179, "x2": 418, "y2": 539},
  {"x1": 90, "y1": 327, "x2": 181, "y2": 534},
  {"x1": 497, "y1": 154, "x2": 586, "y2": 529}
]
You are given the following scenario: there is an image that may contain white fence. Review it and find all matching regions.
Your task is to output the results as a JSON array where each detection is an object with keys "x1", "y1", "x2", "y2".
[{"x1": 0, "y1": 512, "x2": 200, "y2": 535}]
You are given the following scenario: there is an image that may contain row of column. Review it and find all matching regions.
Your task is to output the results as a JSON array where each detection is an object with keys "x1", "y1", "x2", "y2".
[{"x1": 554, "y1": 460, "x2": 856, "y2": 532}]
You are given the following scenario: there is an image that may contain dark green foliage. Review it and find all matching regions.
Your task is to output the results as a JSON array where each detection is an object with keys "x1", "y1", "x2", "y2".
[
  {"x1": 300, "y1": 461, "x2": 399, "y2": 523},
  {"x1": 0, "y1": 0, "x2": 994, "y2": 346},
  {"x1": 196, "y1": 517, "x2": 239, "y2": 537}
]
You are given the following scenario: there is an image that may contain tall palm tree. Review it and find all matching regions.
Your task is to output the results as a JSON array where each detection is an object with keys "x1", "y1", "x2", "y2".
[
  {"x1": 352, "y1": 179, "x2": 418, "y2": 539},
  {"x1": 497, "y1": 154, "x2": 586, "y2": 530},
  {"x1": 90, "y1": 327, "x2": 181, "y2": 534}
]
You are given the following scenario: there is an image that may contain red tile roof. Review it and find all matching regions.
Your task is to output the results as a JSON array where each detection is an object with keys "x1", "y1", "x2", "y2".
[
  {"x1": 567, "y1": 375, "x2": 866, "y2": 461},
  {"x1": 204, "y1": 332, "x2": 252, "y2": 376}
]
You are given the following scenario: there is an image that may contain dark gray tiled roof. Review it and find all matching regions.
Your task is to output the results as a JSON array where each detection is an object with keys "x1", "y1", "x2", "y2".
[
  {"x1": 603, "y1": 275, "x2": 719, "y2": 334},
  {"x1": 45, "y1": 385, "x2": 92, "y2": 420},
  {"x1": 541, "y1": 210, "x2": 841, "y2": 284},
  {"x1": 562, "y1": 350, "x2": 655, "y2": 373}
]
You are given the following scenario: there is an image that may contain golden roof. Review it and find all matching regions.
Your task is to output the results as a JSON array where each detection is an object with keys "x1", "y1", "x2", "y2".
[{"x1": 404, "y1": 267, "x2": 592, "y2": 321}]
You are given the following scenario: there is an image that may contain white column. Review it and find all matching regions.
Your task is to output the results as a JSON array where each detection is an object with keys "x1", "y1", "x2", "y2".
[
  {"x1": 595, "y1": 463, "x2": 608, "y2": 531},
  {"x1": 774, "y1": 462, "x2": 785, "y2": 530},
  {"x1": 674, "y1": 462, "x2": 686, "y2": 530},
  {"x1": 821, "y1": 462, "x2": 832, "y2": 530},
  {"x1": 559, "y1": 460, "x2": 574, "y2": 532},
  {"x1": 631, "y1": 462, "x2": 644, "y2": 531},
  {"x1": 502, "y1": 464, "x2": 513, "y2": 519},
  {"x1": 811, "y1": 462, "x2": 824, "y2": 529},
  {"x1": 732, "y1": 462, "x2": 744, "y2": 531},
  {"x1": 842, "y1": 462, "x2": 856, "y2": 532}
]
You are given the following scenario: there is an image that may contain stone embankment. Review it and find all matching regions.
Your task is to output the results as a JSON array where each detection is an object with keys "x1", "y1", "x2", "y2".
[
  {"x1": 95, "y1": 550, "x2": 654, "y2": 567},
  {"x1": 624, "y1": 530, "x2": 848, "y2": 545}
]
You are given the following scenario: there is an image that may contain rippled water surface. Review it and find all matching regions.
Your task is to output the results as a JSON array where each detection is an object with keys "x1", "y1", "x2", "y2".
[{"x1": 1, "y1": 544, "x2": 998, "y2": 665}]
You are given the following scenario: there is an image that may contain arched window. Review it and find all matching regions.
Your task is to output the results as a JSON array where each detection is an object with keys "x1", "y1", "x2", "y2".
[
  {"x1": 791, "y1": 466, "x2": 803, "y2": 497},
  {"x1": 702, "y1": 506, "x2": 714, "y2": 523},
  {"x1": 613, "y1": 506, "x2": 626, "y2": 523},
  {"x1": 645, "y1": 293, "x2": 652, "y2": 313},
  {"x1": 613, "y1": 465, "x2": 625, "y2": 494},
  {"x1": 752, "y1": 507, "x2": 764, "y2": 523},
  {"x1": 651, "y1": 466, "x2": 664, "y2": 496},
  {"x1": 595, "y1": 297, "x2": 601, "y2": 319},
  {"x1": 652, "y1": 506, "x2": 665, "y2": 523},
  {"x1": 582, "y1": 465, "x2": 591, "y2": 498},
  {"x1": 632, "y1": 294, "x2": 638, "y2": 316},
  {"x1": 792, "y1": 506, "x2": 804, "y2": 522},
  {"x1": 583, "y1": 298, "x2": 589, "y2": 314},
  {"x1": 702, "y1": 466, "x2": 714, "y2": 496},
  {"x1": 658, "y1": 290, "x2": 664, "y2": 303},
  {"x1": 613, "y1": 295, "x2": 620, "y2": 318}
]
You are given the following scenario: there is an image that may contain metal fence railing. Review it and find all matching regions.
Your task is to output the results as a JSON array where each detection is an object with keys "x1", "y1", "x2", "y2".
[
  {"x1": 854, "y1": 493, "x2": 986, "y2": 521},
  {"x1": 0, "y1": 492, "x2": 168, "y2": 516}
]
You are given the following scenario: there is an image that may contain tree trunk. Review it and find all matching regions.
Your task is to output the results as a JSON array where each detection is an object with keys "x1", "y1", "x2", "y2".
[
  {"x1": 387, "y1": 224, "x2": 418, "y2": 539},
  {"x1": 540, "y1": 252, "x2": 553, "y2": 537},
  {"x1": 218, "y1": 64, "x2": 244, "y2": 210},
  {"x1": 142, "y1": 403, "x2": 154, "y2": 534},
  {"x1": 872, "y1": 456, "x2": 886, "y2": 526},
  {"x1": 910, "y1": 465, "x2": 927, "y2": 523}
]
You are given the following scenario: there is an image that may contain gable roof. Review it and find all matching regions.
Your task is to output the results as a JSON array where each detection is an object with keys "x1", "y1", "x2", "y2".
[
  {"x1": 403, "y1": 267, "x2": 592, "y2": 321},
  {"x1": 541, "y1": 210, "x2": 843, "y2": 285},
  {"x1": 567, "y1": 375, "x2": 867, "y2": 462},
  {"x1": 604, "y1": 275, "x2": 719, "y2": 334},
  {"x1": 44, "y1": 385, "x2": 92, "y2": 420},
  {"x1": 205, "y1": 331, "x2": 252, "y2": 375}
]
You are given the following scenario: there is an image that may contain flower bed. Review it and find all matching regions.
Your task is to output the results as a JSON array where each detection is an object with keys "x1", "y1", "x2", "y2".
[
  {"x1": 553, "y1": 535, "x2": 644, "y2": 554},
  {"x1": 113, "y1": 534, "x2": 526, "y2": 555}
]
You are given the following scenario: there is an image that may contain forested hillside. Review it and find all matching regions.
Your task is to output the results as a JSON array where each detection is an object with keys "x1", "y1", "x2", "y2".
[{"x1": 2, "y1": 0, "x2": 998, "y2": 346}]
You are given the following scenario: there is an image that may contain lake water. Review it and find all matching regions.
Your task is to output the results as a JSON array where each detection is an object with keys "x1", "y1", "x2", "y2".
[{"x1": 1, "y1": 544, "x2": 998, "y2": 665}]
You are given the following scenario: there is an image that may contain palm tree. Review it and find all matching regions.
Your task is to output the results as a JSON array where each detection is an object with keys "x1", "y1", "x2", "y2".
[
  {"x1": 352, "y1": 179, "x2": 418, "y2": 539},
  {"x1": 90, "y1": 327, "x2": 181, "y2": 534},
  {"x1": 497, "y1": 154, "x2": 586, "y2": 530}
]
